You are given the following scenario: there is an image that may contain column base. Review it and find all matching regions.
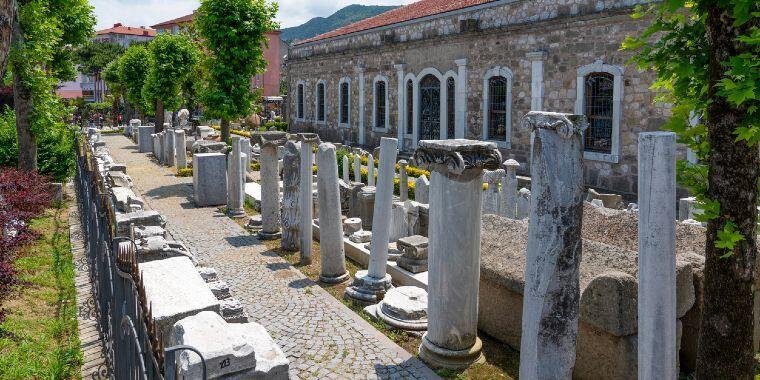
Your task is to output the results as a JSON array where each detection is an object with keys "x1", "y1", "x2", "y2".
[
  {"x1": 227, "y1": 208, "x2": 247, "y2": 218},
  {"x1": 257, "y1": 230, "x2": 282, "y2": 240},
  {"x1": 418, "y1": 333, "x2": 485, "y2": 370},
  {"x1": 371, "y1": 286, "x2": 428, "y2": 331},
  {"x1": 319, "y1": 271, "x2": 350, "y2": 284},
  {"x1": 343, "y1": 270, "x2": 392, "y2": 306}
]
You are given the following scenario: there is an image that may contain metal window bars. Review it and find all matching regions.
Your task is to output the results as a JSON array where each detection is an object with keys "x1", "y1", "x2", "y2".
[{"x1": 584, "y1": 73, "x2": 614, "y2": 154}]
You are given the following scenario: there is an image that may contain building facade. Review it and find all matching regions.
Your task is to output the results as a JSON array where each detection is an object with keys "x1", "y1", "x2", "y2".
[{"x1": 285, "y1": 0, "x2": 673, "y2": 196}]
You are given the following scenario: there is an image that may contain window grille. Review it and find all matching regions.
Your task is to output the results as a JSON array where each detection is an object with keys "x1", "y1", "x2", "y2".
[
  {"x1": 297, "y1": 84, "x2": 304, "y2": 119},
  {"x1": 406, "y1": 80, "x2": 413, "y2": 134},
  {"x1": 584, "y1": 73, "x2": 614, "y2": 154},
  {"x1": 488, "y1": 76, "x2": 507, "y2": 141},
  {"x1": 375, "y1": 81, "x2": 386, "y2": 129},
  {"x1": 340, "y1": 82, "x2": 349, "y2": 124},
  {"x1": 447, "y1": 77, "x2": 455, "y2": 139},
  {"x1": 317, "y1": 83, "x2": 325, "y2": 122}
]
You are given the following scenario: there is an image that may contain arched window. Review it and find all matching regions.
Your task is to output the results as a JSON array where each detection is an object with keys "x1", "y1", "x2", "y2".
[
  {"x1": 296, "y1": 83, "x2": 305, "y2": 120},
  {"x1": 583, "y1": 73, "x2": 614, "y2": 154},
  {"x1": 406, "y1": 79, "x2": 413, "y2": 134},
  {"x1": 487, "y1": 76, "x2": 508, "y2": 141},
  {"x1": 339, "y1": 81, "x2": 349, "y2": 125},
  {"x1": 419, "y1": 74, "x2": 441, "y2": 141},
  {"x1": 373, "y1": 78, "x2": 388, "y2": 131},
  {"x1": 446, "y1": 77, "x2": 455, "y2": 139},
  {"x1": 316, "y1": 81, "x2": 326, "y2": 123}
]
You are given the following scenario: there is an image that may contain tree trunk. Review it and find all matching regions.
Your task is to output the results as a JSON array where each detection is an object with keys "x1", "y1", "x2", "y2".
[
  {"x1": 695, "y1": 5, "x2": 757, "y2": 379},
  {"x1": 155, "y1": 100, "x2": 164, "y2": 133},
  {"x1": 221, "y1": 118, "x2": 230, "y2": 142},
  {"x1": 0, "y1": 0, "x2": 15, "y2": 79},
  {"x1": 14, "y1": 70, "x2": 36, "y2": 171},
  {"x1": 112, "y1": 92, "x2": 119, "y2": 128}
]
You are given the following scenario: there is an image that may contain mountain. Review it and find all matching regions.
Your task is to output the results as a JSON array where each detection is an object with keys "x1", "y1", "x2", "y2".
[{"x1": 281, "y1": 4, "x2": 400, "y2": 43}]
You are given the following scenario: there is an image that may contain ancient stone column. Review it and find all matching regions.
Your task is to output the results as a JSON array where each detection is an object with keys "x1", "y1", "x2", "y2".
[
  {"x1": 164, "y1": 128, "x2": 175, "y2": 166},
  {"x1": 254, "y1": 131, "x2": 288, "y2": 240},
  {"x1": 298, "y1": 133, "x2": 320, "y2": 264},
  {"x1": 353, "y1": 153, "x2": 362, "y2": 183},
  {"x1": 413, "y1": 139, "x2": 501, "y2": 369},
  {"x1": 518, "y1": 111, "x2": 587, "y2": 379},
  {"x1": 174, "y1": 129, "x2": 187, "y2": 170},
  {"x1": 399, "y1": 160, "x2": 409, "y2": 201},
  {"x1": 281, "y1": 141, "x2": 301, "y2": 252},
  {"x1": 138, "y1": 126, "x2": 154, "y2": 153},
  {"x1": 358, "y1": 186, "x2": 376, "y2": 230},
  {"x1": 242, "y1": 138, "x2": 252, "y2": 173},
  {"x1": 414, "y1": 175, "x2": 429, "y2": 203},
  {"x1": 367, "y1": 153, "x2": 375, "y2": 187},
  {"x1": 227, "y1": 136, "x2": 246, "y2": 218},
  {"x1": 317, "y1": 143, "x2": 349, "y2": 283},
  {"x1": 345, "y1": 138, "x2": 398, "y2": 305},
  {"x1": 638, "y1": 132, "x2": 677, "y2": 380},
  {"x1": 482, "y1": 169, "x2": 504, "y2": 215},
  {"x1": 342, "y1": 155, "x2": 350, "y2": 183},
  {"x1": 500, "y1": 159, "x2": 520, "y2": 219}
]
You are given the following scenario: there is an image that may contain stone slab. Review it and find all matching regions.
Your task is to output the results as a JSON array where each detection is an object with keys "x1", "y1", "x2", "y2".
[{"x1": 193, "y1": 153, "x2": 227, "y2": 207}]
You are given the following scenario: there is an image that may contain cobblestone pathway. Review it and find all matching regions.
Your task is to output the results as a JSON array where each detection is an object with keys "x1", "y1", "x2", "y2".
[
  {"x1": 104, "y1": 135, "x2": 438, "y2": 380},
  {"x1": 68, "y1": 183, "x2": 110, "y2": 379}
]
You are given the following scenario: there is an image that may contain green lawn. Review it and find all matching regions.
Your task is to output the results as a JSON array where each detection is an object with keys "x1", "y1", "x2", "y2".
[{"x1": 0, "y1": 202, "x2": 83, "y2": 379}]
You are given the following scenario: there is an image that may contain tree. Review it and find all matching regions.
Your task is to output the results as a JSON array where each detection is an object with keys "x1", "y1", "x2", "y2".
[
  {"x1": 0, "y1": 0, "x2": 15, "y2": 78},
  {"x1": 103, "y1": 59, "x2": 124, "y2": 128},
  {"x1": 75, "y1": 41, "x2": 124, "y2": 103},
  {"x1": 196, "y1": 0, "x2": 278, "y2": 141},
  {"x1": 118, "y1": 44, "x2": 151, "y2": 119},
  {"x1": 9, "y1": 0, "x2": 95, "y2": 171},
  {"x1": 141, "y1": 33, "x2": 199, "y2": 132},
  {"x1": 625, "y1": 1, "x2": 758, "y2": 377}
]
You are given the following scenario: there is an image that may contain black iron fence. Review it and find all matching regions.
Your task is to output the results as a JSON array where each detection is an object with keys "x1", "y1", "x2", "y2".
[{"x1": 75, "y1": 137, "x2": 206, "y2": 379}]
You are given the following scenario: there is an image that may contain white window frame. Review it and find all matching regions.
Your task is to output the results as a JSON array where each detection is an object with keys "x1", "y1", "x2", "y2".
[
  {"x1": 295, "y1": 80, "x2": 306, "y2": 121},
  {"x1": 314, "y1": 79, "x2": 327, "y2": 125},
  {"x1": 372, "y1": 75, "x2": 390, "y2": 132},
  {"x1": 482, "y1": 66, "x2": 513, "y2": 148},
  {"x1": 574, "y1": 59, "x2": 624, "y2": 164},
  {"x1": 403, "y1": 73, "x2": 416, "y2": 139},
  {"x1": 442, "y1": 70, "x2": 458, "y2": 139},
  {"x1": 338, "y1": 77, "x2": 351, "y2": 128}
]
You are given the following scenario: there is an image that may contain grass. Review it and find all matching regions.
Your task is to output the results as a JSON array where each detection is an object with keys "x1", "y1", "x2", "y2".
[{"x1": 0, "y1": 201, "x2": 83, "y2": 379}]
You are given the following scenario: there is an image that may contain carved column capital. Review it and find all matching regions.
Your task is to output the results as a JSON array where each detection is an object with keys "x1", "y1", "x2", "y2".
[
  {"x1": 521, "y1": 111, "x2": 588, "y2": 139},
  {"x1": 412, "y1": 139, "x2": 502, "y2": 181}
]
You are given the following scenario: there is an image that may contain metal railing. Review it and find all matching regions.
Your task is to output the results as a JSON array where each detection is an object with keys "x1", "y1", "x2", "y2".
[{"x1": 74, "y1": 137, "x2": 206, "y2": 379}]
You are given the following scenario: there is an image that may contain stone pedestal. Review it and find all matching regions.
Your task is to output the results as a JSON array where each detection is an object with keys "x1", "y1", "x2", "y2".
[
  {"x1": 353, "y1": 153, "x2": 362, "y2": 184},
  {"x1": 345, "y1": 138, "x2": 398, "y2": 305},
  {"x1": 226, "y1": 137, "x2": 246, "y2": 218},
  {"x1": 483, "y1": 169, "x2": 504, "y2": 215},
  {"x1": 298, "y1": 133, "x2": 320, "y2": 264},
  {"x1": 358, "y1": 186, "x2": 376, "y2": 230},
  {"x1": 138, "y1": 126, "x2": 154, "y2": 153},
  {"x1": 638, "y1": 132, "x2": 677, "y2": 379},
  {"x1": 317, "y1": 143, "x2": 349, "y2": 283},
  {"x1": 369, "y1": 286, "x2": 428, "y2": 331},
  {"x1": 254, "y1": 131, "x2": 288, "y2": 240},
  {"x1": 500, "y1": 159, "x2": 520, "y2": 219},
  {"x1": 281, "y1": 141, "x2": 301, "y2": 251},
  {"x1": 348, "y1": 182, "x2": 364, "y2": 218},
  {"x1": 390, "y1": 201, "x2": 410, "y2": 243},
  {"x1": 399, "y1": 160, "x2": 409, "y2": 201},
  {"x1": 367, "y1": 154, "x2": 375, "y2": 187},
  {"x1": 397, "y1": 235, "x2": 429, "y2": 274},
  {"x1": 174, "y1": 130, "x2": 187, "y2": 169},
  {"x1": 412, "y1": 139, "x2": 502, "y2": 370},
  {"x1": 194, "y1": 153, "x2": 227, "y2": 207},
  {"x1": 414, "y1": 175, "x2": 429, "y2": 203},
  {"x1": 518, "y1": 111, "x2": 587, "y2": 379},
  {"x1": 343, "y1": 218, "x2": 362, "y2": 236}
]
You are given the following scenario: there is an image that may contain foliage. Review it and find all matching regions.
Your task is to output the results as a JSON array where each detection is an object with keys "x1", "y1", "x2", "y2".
[
  {"x1": 103, "y1": 59, "x2": 124, "y2": 94},
  {"x1": 196, "y1": 0, "x2": 279, "y2": 128},
  {"x1": 118, "y1": 44, "x2": 152, "y2": 113},
  {"x1": 176, "y1": 168, "x2": 193, "y2": 177},
  {"x1": 280, "y1": 4, "x2": 398, "y2": 42},
  {"x1": 142, "y1": 33, "x2": 199, "y2": 113},
  {"x1": 262, "y1": 120, "x2": 288, "y2": 131},
  {"x1": 623, "y1": 0, "x2": 759, "y2": 254},
  {"x1": 74, "y1": 41, "x2": 124, "y2": 79}
]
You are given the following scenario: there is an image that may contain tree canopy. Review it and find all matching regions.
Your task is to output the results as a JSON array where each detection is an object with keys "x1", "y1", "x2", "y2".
[
  {"x1": 141, "y1": 33, "x2": 199, "y2": 114},
  {"x1": 118, "y1": 44, "x2": 152, "y2": 114}
]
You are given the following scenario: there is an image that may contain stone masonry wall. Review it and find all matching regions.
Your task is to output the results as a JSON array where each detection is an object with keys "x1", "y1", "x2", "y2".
[{"x1": 285, "y1": 0, "x2": 672, "y2": 196}]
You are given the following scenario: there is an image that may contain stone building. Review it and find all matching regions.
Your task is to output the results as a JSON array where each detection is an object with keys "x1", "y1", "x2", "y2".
[{"x1": 285, "y1": 0, "x2": 672, "y2": 196}]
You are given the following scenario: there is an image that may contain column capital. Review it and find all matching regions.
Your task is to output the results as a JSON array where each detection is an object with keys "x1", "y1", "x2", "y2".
[
  {"x1": 253, "y1": 131, "x2": 288, "y2": 147},
  {"x1": 526, "y1": 51, "x2": 548, "y2": 61},
  {"x1": 296, "y1": 132, "x2": 321, "y2": 144},
  {"x1": 521, "y1": 111, "x2": 587, "y2": 139},
  {"x1": 412, "y1": 139, "x2": 502, "y2": 179},
  {"x1": 393, "y1": 63, "x2": 406, "y2": 71},
  {"x1": 503, "y1": 159, "x2": 520, "y2": 170},
  {"x1": 484, "y1": 169, "x2": 506, "y2": 184},
  {"x1": 454, "y1": 58, "x2": 467, "y2": 67},
  {"x1": 398, "y1": 159, "x2": 408, "y2": 168}
]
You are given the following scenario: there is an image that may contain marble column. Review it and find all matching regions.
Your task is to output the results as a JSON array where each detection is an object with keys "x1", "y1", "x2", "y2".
[
  {"x1": 482, "y1": 169, "x2": 504, "y2": 215},
  {"x1": 345, "y1": 138, "x2": 398, "y2": 305},
  {"x1": 317, "y1": 143, "x2": 349, "y2": 283},
  {"x1": 174, "y1": 129, "x2": 187, "y2": 170},
  {"x1": 518, "y1": 111, "x2": 587, "y2": 379},
  {"x1": 164, "y1": 128, "x2": 175, "y2": 166},
  {"x1": 298, "y1": 133, "x2": 320, "y2": 264},
  {"x1": 281, "y1": 141, "x2": 301, "y2": 252},
  {"x1": 413, "y1": 139, "x2": 501, "y2": 369},
  {"x1": 353, "y1": 153, "x2": 362, "y2": 183},
  {"x1": 638, "y1": 132, "x2": 677, "y2": 380},
  {"x1": 242, "y1": 138, "x2": 252, "y2": 172},
  {"x1": 398, "y1": 160, "x2": 409, "y2": 201},
  {"x1": 254, "y1": 131, "x2": 288, "y2": 240},
  {"x1": 500, "y1": 159, "x2": 520, "y2": 219},
  {"x1": 342, "y1": 155, "x2": 350, "y2": 183},
  {"x1": 367, "y1": 153, "x2": 375, "y2": 187},
  {"x1": 227, "y1": 136, "x2": 246, "y2": 218}
]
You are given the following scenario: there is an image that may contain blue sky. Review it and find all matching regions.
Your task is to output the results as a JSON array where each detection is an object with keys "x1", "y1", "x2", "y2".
[{"x1": 90, "y1": 0, "x2": 415, "y2": 30}]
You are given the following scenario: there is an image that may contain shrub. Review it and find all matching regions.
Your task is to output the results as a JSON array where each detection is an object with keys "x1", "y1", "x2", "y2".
[
  {"x1": 261, "y1": 120, "x2": 287, "y2": 132},
  {"x1": 251, "y1": 162, "x2": 260, "y2": 171},
  {"x1": 176, "y1": 168, "x2": 193, "y2": 177}
]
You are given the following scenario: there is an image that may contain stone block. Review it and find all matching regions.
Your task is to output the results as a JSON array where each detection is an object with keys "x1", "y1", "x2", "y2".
[
  {"x1": 414, "y1": 175, "x2": 429, "y2": 203},
  {"x1": 197, "y1": 267, "x2": 219, "y2": 283},
  {"x1": 110, "y1": 186, "x2": 144, "y2": 213},
  {"x1": 193, "y1": 153, "x2": 227, "y2": 207},
  {"x1": 107, "y1": 171, "x2": 133, "y2": 188},
  {"x1": 343, "y1": 217, "x2": 362, "y2": 236},
  {"x1": 349, "y1": 230, "x2": 372, "y2": 243},
  {"x1": 586, "y1": 188, "x2": 624, "y2": 209},
  {"x1": 138, "y1": 126, "x2": 154, "y2": 153},
  {"x1": 192, "y1": 140, "x2": 227, "y2": 154},
  {"x1": 208, "y1": 280, "x2": 232, "y2": 300},
  {"x1": 133, "y1": 225, "x2": 166, "y2": 239},
  {"x1": 115, "y1": 210, "x2": 166, "y2": 237},
  {"x1": 139, "y1": 257, "x2": 220, "y2": 344},
  {"x1": 358, "y1": 186, "x2": 376, "y2": 230},
  {"x1": 397, "y1": 235, "x2": 429, "y2": 260},
  {"x1": 171, "y1": 311, "x2": 288, "y2": 380},
  {"x1": 220, "y1": 298, "x2": 249, "y2": 323}
]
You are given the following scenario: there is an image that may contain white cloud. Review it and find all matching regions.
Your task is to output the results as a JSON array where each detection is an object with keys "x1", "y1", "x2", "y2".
[{"x1": 90, "y1": 0, "x2": 416, "y2": 31}]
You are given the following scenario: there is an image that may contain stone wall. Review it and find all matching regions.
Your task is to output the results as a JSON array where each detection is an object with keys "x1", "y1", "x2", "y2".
[{"x1": 285, "y1": 0, "x2": 673, "y2": 196}]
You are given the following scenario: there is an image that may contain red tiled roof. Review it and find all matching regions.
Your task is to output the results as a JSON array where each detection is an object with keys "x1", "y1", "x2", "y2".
[
  {"x1": 151, "y1": 12, "x2": 196, "y2": 29},
  {"x1": 96, "y1": 23, "x2": 156, "y2": 37},
  {"x1": 296, "y1": 0, "x2": 497, "y2": 45}
]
